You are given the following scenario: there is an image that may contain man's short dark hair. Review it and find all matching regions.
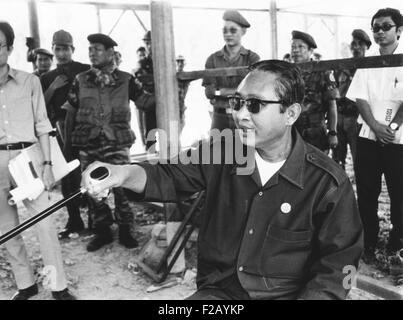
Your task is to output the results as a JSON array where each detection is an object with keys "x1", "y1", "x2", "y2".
[
  {"x1": 371, "y1": 8, "x2": 403, "y2": 28},
  {"x1": 0, "y1": 21, "x2": 14, "y2": 49},
  {"x1": 249, "y1": 60, "x2": 305, "y2": 113}
]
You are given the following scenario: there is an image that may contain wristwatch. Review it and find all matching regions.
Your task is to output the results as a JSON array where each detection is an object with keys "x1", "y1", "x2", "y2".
[
  {"x1": 389, "y1": 122, "x2": 399, "y2": 131},
  {"x1": 43, "y1": 160, "x2": 53, "y2": 166},
  {"x1": 328, "y1": 130, "x2": 337, "y2": 136}
]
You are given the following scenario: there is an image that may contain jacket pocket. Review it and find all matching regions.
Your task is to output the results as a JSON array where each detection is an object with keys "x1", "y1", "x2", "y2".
[
  {"x1": 114, "y1": 128, "x2": 136, "y2": 146},
  {"x1": 111, "y1": 109, "x2": 130, "y2": 123},
  {"x1": 260, "y1": 225, "x2": 312, "y2": 278},
  {"x1": 75, "y1": 106, "x2": 93, "y2": 123},
  {"x1": 71, "y1": 126, "x2": 91, "y2": 146}
]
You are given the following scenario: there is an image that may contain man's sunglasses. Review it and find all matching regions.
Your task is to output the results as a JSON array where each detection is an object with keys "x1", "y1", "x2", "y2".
[
  {"x1": 372, "y1": 24, "x2": 396, "y2": 33},
  {"x1": 229, "y1": 96, "x2": 283, "y2": 114}
]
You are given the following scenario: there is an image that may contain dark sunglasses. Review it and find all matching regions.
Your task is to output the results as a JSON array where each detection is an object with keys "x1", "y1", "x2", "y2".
[
  {"x1": 222, "y1": 27, "x2": 240, "y2": 34},
  {"x1": 229, "y1": 96, "x2": 283, "y2": 114},
  {"x1": 372, "y1": 24, "x2": 396, "y2": 33}
]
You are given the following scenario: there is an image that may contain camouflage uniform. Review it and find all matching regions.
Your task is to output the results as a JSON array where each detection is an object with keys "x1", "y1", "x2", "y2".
[
  {"x1": 68, "y1": 68, "x2": 144, "y2": 230},
  {"x1": 332, "y1": 68, "x2": 358, "y2": 169},
  {"x1": 295, "y1": 70, "x2": 339, "y2": 151}
]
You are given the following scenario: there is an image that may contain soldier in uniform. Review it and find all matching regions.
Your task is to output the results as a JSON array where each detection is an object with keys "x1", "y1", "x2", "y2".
[
  {"x1": 332, "y1": 30, "x2": 371, "y2": 170},
  {"x1": 32, "y1": 48, "x2": 53, "y2": 77},
  {"x1": 133, "y1": 31, "x2": 157, "y2": 150},
  {"x1": 291, "y1": 30, "x2": 339, "y2": 152},
  {"x1": 203, "y1": 10, "x2": 260, "y2": 130},
  {"x1": 67, "y1": 34, "x2": 150, "y2": 251}
]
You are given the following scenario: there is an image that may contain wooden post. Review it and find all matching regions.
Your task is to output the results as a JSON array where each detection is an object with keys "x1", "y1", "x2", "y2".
[
  {"x1": 27, "y1": 0, "x2": 40, "y2": 47},
  {"x1": 270, "y1": 0, "x2": 278, "y2": 59},
  {"x1": 150, "y1": 0, "x2": 180, "y2": 159}
]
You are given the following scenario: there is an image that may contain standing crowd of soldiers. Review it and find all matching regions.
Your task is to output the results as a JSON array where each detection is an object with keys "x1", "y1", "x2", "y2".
[{"x1": 0, "y1": 6, "x2": 402, "y2": 300}]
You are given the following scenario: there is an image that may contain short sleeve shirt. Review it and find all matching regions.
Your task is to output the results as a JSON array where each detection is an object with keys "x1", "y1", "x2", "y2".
[
  {"x1": 346, "y1": 42, "x2": 403, "y2": 143},
  {"x1": 202, "y1": 46, "x2": 260, "y2": 90}
]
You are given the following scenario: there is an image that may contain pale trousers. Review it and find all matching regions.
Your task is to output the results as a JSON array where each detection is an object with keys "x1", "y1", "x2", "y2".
[{"x1": 0, "y1": 149, "x2": 67, "y2": 291}]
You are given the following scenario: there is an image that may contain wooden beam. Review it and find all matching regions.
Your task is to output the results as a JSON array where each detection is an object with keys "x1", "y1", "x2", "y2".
[
  {"x1": 27, "y1": 0, "x2": 40, "y2": 48},
  {"x1": 356, "y1": 274, "x2": 403, "y2": 300},
  {"x1": 39, "y1": 0, "x2": 149, "y2": 11},
  {"x1": 150, "y1": 0, "x2": 180, "y2": 159},
  {"x1": 270, "y1": 0, "x2": 278, "y2": 59},
  {"x1": 177, "y1": 54, "x2": 403, "y2": 81}
]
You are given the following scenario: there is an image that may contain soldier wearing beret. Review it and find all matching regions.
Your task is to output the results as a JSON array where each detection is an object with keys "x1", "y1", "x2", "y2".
[
  {"x1": 32, "y1": 48, "x2": 53, "y2": 77},
  {"x1": 40, "y1": 30, "x2": 90, "y2": 239},
  {"x1": 332, "y1": 29, "x2": 371, "y2": 170},
  {"x1": 66, "y1": 33, "x2": 151, "y2": 251},
  {"x1": 202, "y1": 10, "x2": 260, "y2": 130},
  {"x1": 291, "y1": 30, "x2": 339, "y2": 152}
]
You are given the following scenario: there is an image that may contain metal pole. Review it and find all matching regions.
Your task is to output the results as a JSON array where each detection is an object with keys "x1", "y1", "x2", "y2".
[
  {"x1": 131, "y1": 9, "x2": 148, "y2": 32},
  {"x1": 27, "y1": 0, "x2": 41, "y2": 48},
  {"x1": 0, "y1": 189, "x2": 85, "y2": 246},
  {"x1": 270, "y1": 0, "x2": 278, "y2": 59}
]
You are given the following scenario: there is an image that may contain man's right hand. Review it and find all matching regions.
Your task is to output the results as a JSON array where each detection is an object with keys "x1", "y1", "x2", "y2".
[
  {"x1": 50, "y1": 75, "x2": 69, "y2": 90},
  {"x1": 372, "y1": 122, "x2": 396, "y2": 144},
  {"x1": 81, "y1": 161, "x2": 129, "y2": 199}
]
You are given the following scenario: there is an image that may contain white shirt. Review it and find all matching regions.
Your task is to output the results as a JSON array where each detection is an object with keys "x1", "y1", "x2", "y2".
[
  {"x1": 346, "y1": 42, "x2": 403, "y2": 144},
  {"x1": 255, "y1": 150, "x2": 285, "y2": 186}
]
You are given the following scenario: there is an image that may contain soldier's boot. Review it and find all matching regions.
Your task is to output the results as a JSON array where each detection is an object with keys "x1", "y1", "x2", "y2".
[
  {"x1": 118, "y1": 225, "x2": 139, "y2": 249},
  {"x1": 87, "y1": 226, "x2": 113, "y2": 252}
]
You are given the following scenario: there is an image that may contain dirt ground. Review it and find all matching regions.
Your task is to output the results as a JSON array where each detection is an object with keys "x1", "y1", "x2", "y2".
[
  {"x1": 0, "y1": 197, "x2": 197, "y2": 300},
  {"x1": 0, "y1": 149, "x2": 401, "y2": 300}
]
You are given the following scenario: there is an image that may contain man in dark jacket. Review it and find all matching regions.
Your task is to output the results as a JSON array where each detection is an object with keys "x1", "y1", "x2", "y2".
[
  {"x1": 40, "y1": 30, "x2": 90, "y2": 239},
  {"x1": 81, "y1": 60, "x2": 363, "y2": 300}
]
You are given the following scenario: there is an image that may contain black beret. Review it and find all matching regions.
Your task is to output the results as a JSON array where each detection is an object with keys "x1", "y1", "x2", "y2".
[
  {"x1": 34, "y1": 48, "x2": 53, "y2": 58},
  {"x1": 352, "y1": 29, "x2": 372, "y2": 48},
  {"x1": 87, "y1": 33, "x2": 117, "y2": 48},
  {"x1": 223, "y1": 10, "x2": 250, "y2": 28},
  {"x1": 292, "y1": 30, "x2": 317, "y2": 49}
]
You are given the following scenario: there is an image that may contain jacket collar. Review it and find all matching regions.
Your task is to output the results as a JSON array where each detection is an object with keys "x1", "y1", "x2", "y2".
[
  {"x1": 277, "y1": 128, "x2": 306, "y2": 189},
  {"x1": 217, "y1": 45, "x2": 249, "y2": 57},
  {"x1": 230, "y1": 128, "x2": 306, "y2": 189}
]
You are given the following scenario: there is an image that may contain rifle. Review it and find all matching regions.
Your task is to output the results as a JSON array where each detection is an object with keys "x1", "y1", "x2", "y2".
[{"x1": 0, "y1": 166, "x2": 109, "y2": 246}]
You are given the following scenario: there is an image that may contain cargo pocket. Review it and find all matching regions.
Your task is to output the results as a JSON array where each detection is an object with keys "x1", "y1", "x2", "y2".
[
  {"x1": 75, "y1": 106, "x2": 93, "y2": 123},
  {"x1": 115, "y1": 128, "x2": 136, "y2": 146}
]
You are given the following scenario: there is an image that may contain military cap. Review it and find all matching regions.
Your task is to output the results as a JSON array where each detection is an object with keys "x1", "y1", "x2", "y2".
[
  {"x1": 143, "y1": 31, "x2": 151, "y2": 41},
  {"x1": 34, "y1": 48, "x2": 53, "y2": 59},
  {"x1": 292, "y1": 30, "x2": 317, "y2": 49},
  {"x1": 352, "y1": 29, "x2": 372, "y2": 48},
  {"x1": 52, "y1": 29, "x2": 73, "y2": 46},
  {"x1": 223, "y1": 10, "x2": 250, "y2": 28},
  {"x1": 176, "y1": 54, "x2": 185, "y2": 61},
  {"x1": 87, "y1": 33, "x2": 117, "y2": 48}
]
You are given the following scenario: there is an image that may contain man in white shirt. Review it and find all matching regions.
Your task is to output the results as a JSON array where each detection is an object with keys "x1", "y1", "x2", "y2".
[{"x1": 347, "y1": 7, "x2": 403, "y2": 261}]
